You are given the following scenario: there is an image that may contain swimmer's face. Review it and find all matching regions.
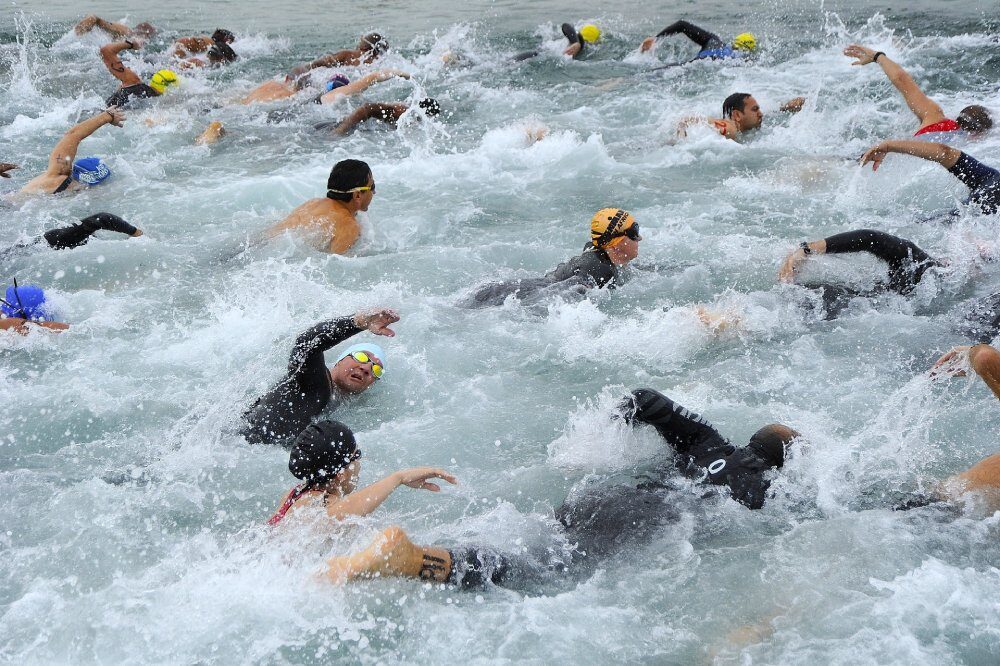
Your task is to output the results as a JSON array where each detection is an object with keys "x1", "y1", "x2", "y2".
[
  {"x1": 734, "y1": 96, "x2": 763, "y2": 131},
  {"x1": 333, "y1": 459, "x2": 360, "y2": 494},
  {"x1": 329, "y1": 350, "x2": 382, "y2": 393},
  {"x1": 607, "y1": 235, "x2": 640, "y2": 265},
  {"x1": 357, "y1": 175, "x2": 375, "y2": 212}
]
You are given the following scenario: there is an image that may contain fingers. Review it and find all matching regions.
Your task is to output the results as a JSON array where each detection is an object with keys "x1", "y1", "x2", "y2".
[{"x1": 421, "y1": 482, "x2": 441, "y2": 492}]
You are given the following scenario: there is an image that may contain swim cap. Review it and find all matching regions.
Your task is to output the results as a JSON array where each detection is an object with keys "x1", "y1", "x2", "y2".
[
  {"x1": 732, "y1": 33, "x2": 757, "y2": 52},
  {"x1": 579, "y1": 24, "x2": 601, "y2": 43},
  {"x1": 71, "y1": 157, "x2": 111, "y2": 186},
  {"x1": 211, "y1": 28, "x2": 236, "y2": 44},
  {"x1": 591, "y1": 208, "x2": 636, "y2": 249},
  {"x1": 1, "y1": 285, "x2": 48, "y2": 320},
  {"x1": 325, "y1": 74, "x2": 351, "y2": 92},
  {"x1": 288, "y1": 420, "x2": 359, "y2": 485},
  {"x1": 419, "y1": 98, "x2": 441, "y2": 117},
  {"x1": 747, "y1": 424, "x2": 798, "y2": 468},
  {"x1": 149, "y1": 69, "x2": 179, "y2": 94},
  {"x1": 337, "y1": 342, "x2": 386, "y2": 366}
]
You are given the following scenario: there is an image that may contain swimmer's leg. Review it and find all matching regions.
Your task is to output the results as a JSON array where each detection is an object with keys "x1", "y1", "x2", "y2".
[
  {"x1": 325, "y1": 526, "x2": 453, "y2": 584},
  {"x1": 196, "y1": 121, "x2": 226, "y2": 145}
]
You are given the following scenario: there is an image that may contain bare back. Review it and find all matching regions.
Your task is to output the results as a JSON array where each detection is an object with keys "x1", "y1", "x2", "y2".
[{"x1": 265, "y1": 198, "x2": 361, "y2": 254}]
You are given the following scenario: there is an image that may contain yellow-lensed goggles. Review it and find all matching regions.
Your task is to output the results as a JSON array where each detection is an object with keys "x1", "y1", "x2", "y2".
[{"x1": 349, "y1": 351, "x2": 383, "y2": 379}]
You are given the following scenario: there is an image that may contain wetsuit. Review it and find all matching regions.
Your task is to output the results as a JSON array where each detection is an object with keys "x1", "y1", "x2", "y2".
[
  {"x1": 822, "y1": 229, "x2": 937, "y2": 294},
  {"x1": 948, "y1": 152, "x2": 1000, "y2": 215},
  {"x1": 241, "y1": 317, "x2": 362, "y2": 446},
  {"x1": 654, "y1": 20, "x2": 737, "y2": 61},
  {"x1": 106, "y1": 83, "x2": 160, "y2": 109},
  {"x1": 467, "y1": 245, "x2": 619, "y2": 307},
  {"x1": 43, "y1": 213, "x2": 136, "y2": 249},
  {"x1": 513, "y1": 22, "x2": 585, "y2": 62}
]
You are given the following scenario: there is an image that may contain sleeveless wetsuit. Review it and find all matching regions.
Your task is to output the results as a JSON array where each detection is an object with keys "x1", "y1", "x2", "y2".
[
  {"x1": 267, "y1": 484, "x2": 312, "y2": 525},
  {"x1": 947, "y1": 152, "x2": 1000, "y2": 215},
  {"x1": 106, "y1": 83, "x2": 160, "y2": 109},
  {"x1": 44, "y1": 213, "x2": 137, "y2": 249},
  {"x1": 241, "y1": 317, "x2": 363, "y2": 446},
  {"x1": 914, "y1": 119, "x2": 959, "y2": 136}
]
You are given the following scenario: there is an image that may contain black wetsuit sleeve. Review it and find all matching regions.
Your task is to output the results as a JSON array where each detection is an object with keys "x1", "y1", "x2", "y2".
[
  {"x1": 288, "y1": 317, "x2": 364, "y2": 376},
  {"x1": 947, "y1": 152, "x2": 1000, "y2": 215},
  {"x1": 655, "y1": 20, "x2": 721, "y2": 49},
  {"x1": 43, "y1": 213, "x2": 137, "y2": 249},
  {"x1": 823, "y1": 229, "x2": 936, "y2": 294},
  {"x1": 622, "y1": 388, "x2": 734, "y2": 464}
]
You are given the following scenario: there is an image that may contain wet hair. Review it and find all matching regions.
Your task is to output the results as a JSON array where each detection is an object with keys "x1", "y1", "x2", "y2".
[
  {"x1": 326, "y1": 159, "x2": 373, "y2": 201},
  {"x1": 288, "y1": 421, "x2": 359, "y2": 487},
  {"x1": 746, "y1": 424, "x2": 800, "y2": 468},
  {"x1": 361, "y1": 32, "x2": 387, "y2": 57},
  {"x1": 722, "y1": 92, "x2": 752, "y2": 119},
  {"x1": 207, "y1": 41, "x2": 238, "y2": 64},
  {"x1": 212, "y1": 28, "x2": 236, "y2": 44},
  {"x1": 419, "y1": 98, "x2": 441, "y2": 117},
  {"x1": 957, "y1": 105, "x2": 993, "y2": 134}
]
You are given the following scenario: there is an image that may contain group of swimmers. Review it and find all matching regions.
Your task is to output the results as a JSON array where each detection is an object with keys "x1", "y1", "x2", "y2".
[{"x1": 4, "y1": 15, "x2": 1000, "y2": 592}]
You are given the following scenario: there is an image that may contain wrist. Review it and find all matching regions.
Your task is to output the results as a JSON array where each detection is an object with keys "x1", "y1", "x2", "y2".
[
  {"x1": 799, "y1": 241, "x2": 813, "y2": 256},
  {"x1": 873, "y1": 51, "x2": 885, "y2": 64}
]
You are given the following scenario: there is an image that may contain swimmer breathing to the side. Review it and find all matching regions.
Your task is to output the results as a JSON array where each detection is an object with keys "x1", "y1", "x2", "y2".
[
  {"x1": 262, "y1": 159, "x2": 374, "y2": 254},
  {"x1": 19, "y1": 108, "x2": 124, "y2": 196},
  {"x1": 99, "y1": 39, "x2": 180, "y2": 108},
  {"x1": 677, "y1": 92, "x2": 805, "y2": 140},
  {"x1": 170, "y1": 28, "x2": 238, "y2": 68},
  {"x1": 513, "y1": 22, "x2": 600, "y2": 61},
  {"x1": 287, "y1": 33, "x2": 389, "y2": 79},
  {"x1": 640, "y1": 20, "x2": 757, "y2": 65},
  {"x1": 0, "y1": 282, "x2": 68, "y2": 334}
]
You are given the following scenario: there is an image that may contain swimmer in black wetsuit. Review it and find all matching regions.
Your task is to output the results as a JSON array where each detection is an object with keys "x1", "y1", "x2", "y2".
[
  {"x1": 466, "y1": 208, "x2": 642, "y2": 308},
  {"x1": 639, "y1": 20, "x2": 757, "y2": 65},
  {"x1": 2, "y1": 213, "x2": 142, "y2": 260},
  {"x1": 860, "y1": 140, "x2": 1000, "y2": 216},
  {"x1": 513, "y1": 23, "x2": 590, "y2": 61},
  {"x1": 240, "y1": 308, "x2": 398, "y2": 446}
]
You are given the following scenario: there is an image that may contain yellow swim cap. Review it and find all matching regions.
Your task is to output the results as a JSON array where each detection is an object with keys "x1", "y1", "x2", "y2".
[
  {"x1": 733, "y1": 32, "x2": 757, "y2": 52},
  {"x1": 579, "y1": 24, "x2": 601, "y2": 44},
  {"x1": 149, "y1": 69, "x2": 180, "y2": 94},
  {"x1": 591, "y1": 208, "x2": 636, "y2": 249}
]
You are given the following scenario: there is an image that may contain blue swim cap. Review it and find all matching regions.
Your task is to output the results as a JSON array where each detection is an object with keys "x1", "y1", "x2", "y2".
[
  {"x1": 325, "y1": 74, "x2": 351, "y2": 92},
  {"x1": 337, "y1": 342, "x2": 386, "y2": 366},
  {"x1": 72, "y1": 157, "x2": 112, "y2": 186},
  {"x1": 1, "y1": 285, "x2": 48, "y2": 320}
]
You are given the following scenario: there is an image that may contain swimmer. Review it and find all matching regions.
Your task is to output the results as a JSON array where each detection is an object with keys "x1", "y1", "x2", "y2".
[
  {"x1": 19, "y1": 108, "x2": 124, "y2": 195},
  {"x1": 315, "y1": 69, "x2": 410, "y2": 105},
  {"x1": 0, "y1": 282, "x2": 69, "y2": 333},
  {"x1": 1, "y1": 163, "x2": 16, "y2": 178},
  {"x1": 287, "y1": 33, "x2": 389, "y2": 79},
  {"x1": 466, "y1": 208, "x2": 642, "y2": 307},
  {"x1": 640, "y1": 20, "x2": 757, "y2": 65},
  {"x1": 262, "y1": 159, "x2": 374, "y2": 253},
  {"x1": 316, "y1": 98, "x2": 441, "y2": 135},
  {"x1": 844, "y1": 44, "x2": 992, "y2": 137},
  {"x1": 513, "y1": 22, "x2": 600, "y2": 61},
  {"x1": 73, "y1": 15, "x2": 157, "y2": 39},
  {"x1": 195, "y1": 121, "x2": 226, "y2": 146},
  {"x1": 170, "y1": 28, "x2": 236, "y2": 59},
  {"x1": 678, "y1": 92, "x2": 805, "y2": 140},
  {"x1": 620, "y1": 388, "x2": 800, "y2": 509},
  {"x1": 240, "y1": 307, "x2": 398, "y2": 446},
  {"x1": 860, "y1": 140, "x2": 1000, "y2": 215},
  {"x1": 100, "y1": 40, "x2": 180, "y2": 108}
]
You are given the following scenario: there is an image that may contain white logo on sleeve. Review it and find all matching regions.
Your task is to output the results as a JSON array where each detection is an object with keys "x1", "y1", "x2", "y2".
[{"x1": 707, "y1": 459, "x2": 727, "y2": 474}]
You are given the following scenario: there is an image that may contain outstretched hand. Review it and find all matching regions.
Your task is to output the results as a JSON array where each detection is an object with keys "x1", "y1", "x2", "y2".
[
  {"x1": 859, "y1": 143, "x2": 888, "y2": 171},
  {"x1": 778, "y1": 249, "x2": 801, "y2": 283},
  {"x1": 353, "y1": 307, "x2": 400, "y2": 337},
  {"x1": 930, "y1": 345, "x2": 972, "y2": 379},
  {"x1": 844, "y1": 44, "x2": 878, "y2": 66},
  {"x1": 780, "y1": 96, "x2": 806, "y2": 113},
  {"x1": 105, "y1": 106, "x2": 127, "y2": 127},
  {"x1": 0, "y1": 163, "x2": 17, "y2": 178},
  {"x1": 395, "y1": 467, "x2": 458, "y2": 492}
]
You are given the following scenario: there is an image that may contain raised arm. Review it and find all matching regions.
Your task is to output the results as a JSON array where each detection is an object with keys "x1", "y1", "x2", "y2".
[
  {"x1": 288, "y1": 308, "x2": 399, "y2": 372},
  {"x1": 75, "y1": 15, "x2": 132, "y2": 38},
  {"x1": 99, "y1": 40, "x2": 143, "y2": 86},
  {"x1": 843, "y1": 45, "x2": 946, "y2": 126},
  {"x1": 932, "y1": 344, "x2": 1000, "y2": 400},
  {"x1": 330, "y1": 103, "x2": 405, "y2": 136},
  {"x1": 860, "y1": 139, "x2": 961, "y2": 172},
  {"x1": 778, "y1": 239, "x2": 827, "y2": 282},
  {"x1": 44, "y1": 108, "x2": 124, "y2": 178},
  {"x1": 324, "y1": 468, "x2": 457, "y2": 519}
]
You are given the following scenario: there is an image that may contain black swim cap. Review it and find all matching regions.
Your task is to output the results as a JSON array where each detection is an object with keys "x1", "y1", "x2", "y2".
[
  {"x1": 746, "y1": 424, "x2": 798, "y2": 468},
  {"x1": 212, "y1": 29, "x2": 236, "y2": 44},
  {"x1": 288, "y1": 420, "x2": 359, "y2": 485},
  {"x1": 419, "y1": 98, "x2": 441, "y2": 117}
]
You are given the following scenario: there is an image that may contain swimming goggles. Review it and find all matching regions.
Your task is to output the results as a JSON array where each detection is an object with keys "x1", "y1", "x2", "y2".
[
  {"x1": 349, "y1": 351, "x2": 383, "y2": 379},
  {"x1": 327, "y1": 182, "x2": 375, "y2": 195}
]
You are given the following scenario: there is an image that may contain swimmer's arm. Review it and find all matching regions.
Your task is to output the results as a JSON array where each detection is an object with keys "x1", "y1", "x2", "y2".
[
  {"x1": 288, "y1": 51, "x2": 353, "y2": 78},
  {"x1": 325, "y1": 217, "x2": 361, "y2": 254},
  {"x1": 969, "y1": 344, "x2": 1000, "y2": 400},
  {"x1": 45, "y1": 108, "x2": 124, "y2": 177},
  {"x1": 0, "y1": 318, "x2": 69, "y2": 333},
  {"x1": 77, "y1": 16, "x2": 132, "y2": 38},
  {"x1": 778, "y1": 239, "x2": 827, "y2": 282},
  {"x1": 99, "y1": 41, "x2": 144, "y2": 86},
  {"x1": 860, "y1": 140, "x2": 960, "y2": 171},
  {"x1": 324, "y1": 468, "x2": 457, "y2": 520},
  {"x1": 779, "y1": 97, "x2": 806, "y2": 113},
  {"x1": 330, "y1": 103, "x2": 404, "y2": 135},
  {"x1": 564, "y1": 42, "x2": 583, "y2": 58},
  {"x1": 287, "y1": 317, "x2": 364, "y2": 372},
  {"x1": 320, "y1": 70, "x2": 409, "y2": 104},
  {"x1": 845, "y1": 45, "x2": 945, "y2": 125}
]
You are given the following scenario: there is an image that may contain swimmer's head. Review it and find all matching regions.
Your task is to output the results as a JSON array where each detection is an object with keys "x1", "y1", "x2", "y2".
[
  {"x1": 1, "y1": 284, "x2": 49, "y2": 321},
  {"x1": 418, "y1": 98, "x2": 441, "y2": 117},
  {"x1": 360, "y1": 32, "x2": 388, "y2": 58},
  {"x1": 723, "y1": 92, "x2": 763, "y2": 131},
  {"x1": 71, "y1": 157, "x2": 112, "y2": 186},
  {"x1": 326, "y1": 159, "x2": 374, "y2": 207},
  {"x1": 330, "y1": 342, "x2": 384, "y2": 393},
  {"x1": 591, "y1": 208, "x2": 641, "y2": 263},
  {"x1": 325, "y1": 74, "x2": 351, "y2": 92},
  {"x1": 133, "y1": 22, "x2": 157, "y2": 39},
  {"x1": 957, "y1": 105, "x2": 993, "y2": 135},
  {"x1": 732, "y1": 32, "x2": 757, "y2": 52},
  {"x1": 149, "y1": 69, "x2": 179, "y2": 94},
  {"x1": 579, "y1": 24, "x2": 601, "y2": 43},
  {"x1": 747, "y1": 424, "x2": 800, "y2": 468},
  {"x1": 207, "y1": 42, "x2": 238, "y2": 64},
  {"x1": 288, "y1": 420, "x2": 361, "y2": 490},
  {"x1": 211, "y1": 28, "x2": 236, "y2": 45}
]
